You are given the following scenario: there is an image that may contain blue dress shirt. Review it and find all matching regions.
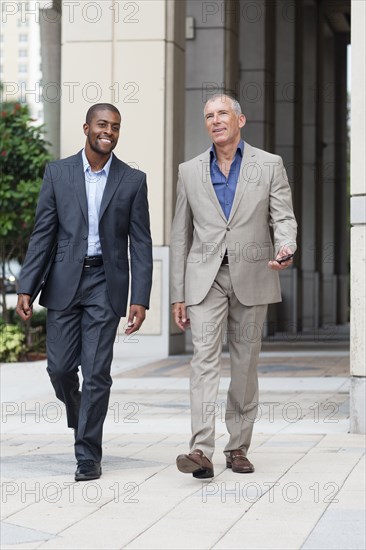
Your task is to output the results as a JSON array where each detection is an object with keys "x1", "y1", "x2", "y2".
[
  {"x1": 82, "y1": 149, "x2": 113, "y2": 256},
  {"x1": 210, "y1": 140, "x2": 244, "y2": 219}
]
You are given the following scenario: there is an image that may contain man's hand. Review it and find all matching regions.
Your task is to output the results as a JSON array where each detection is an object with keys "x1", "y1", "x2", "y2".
[
  {"x1": 16, "y1": 294, "x2": 33, "y2": 321},
  {"x1": 172, "y1": 302, "x2": 190, "y2": 331},
  {"x1": 124, "y1": 304, "x2": 146, "y2": 335},
  {"x1": 268, "y1": 245, "x2": 294, "y2": 271}
]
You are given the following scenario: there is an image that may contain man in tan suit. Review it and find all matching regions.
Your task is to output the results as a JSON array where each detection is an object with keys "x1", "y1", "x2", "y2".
[{"x1": 170, "y1": 94, "x2": 297, "y2": 478}]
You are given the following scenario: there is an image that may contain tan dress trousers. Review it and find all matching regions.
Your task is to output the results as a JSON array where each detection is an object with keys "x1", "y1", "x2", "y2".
[{"x1": 188, "y1": 265, "x2": 268, "y2": 460}]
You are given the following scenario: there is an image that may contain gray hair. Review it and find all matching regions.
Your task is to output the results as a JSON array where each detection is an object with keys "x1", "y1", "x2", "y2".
[{"x1": 204, "y1": 94, "x2": 242, "y2": 117}]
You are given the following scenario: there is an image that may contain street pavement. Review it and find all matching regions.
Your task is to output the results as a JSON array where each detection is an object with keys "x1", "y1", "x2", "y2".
[{"x1": 1, "y1": 340, "x2": 365, "y2": 550}]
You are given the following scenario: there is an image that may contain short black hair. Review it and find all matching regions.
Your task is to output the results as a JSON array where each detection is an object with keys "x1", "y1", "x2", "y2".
[{"x1": 85, "y1": 103, "x2": 121, "y2": 124}]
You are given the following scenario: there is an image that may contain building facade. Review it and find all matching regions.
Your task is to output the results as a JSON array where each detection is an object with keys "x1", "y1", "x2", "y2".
[
  {"x1": 1, "y1": 0, "x2": 364, "y2": 432},
  {"x1": 1, "y1": 0, "x2": 43, "y2": 121}
]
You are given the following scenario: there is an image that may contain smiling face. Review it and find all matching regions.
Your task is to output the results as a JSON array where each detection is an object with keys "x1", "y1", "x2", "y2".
[
  {"x1": 204, "y1": 96, "x2": 246, "y2": 148},
  {"x1": 83, "y1": 109, "x2": 121, "y2": 157}
]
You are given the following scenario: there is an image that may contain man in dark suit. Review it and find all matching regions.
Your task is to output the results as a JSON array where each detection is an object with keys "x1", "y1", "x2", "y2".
[{"x1": 16, "y1": 103, "x2": 153, "y2": 481}]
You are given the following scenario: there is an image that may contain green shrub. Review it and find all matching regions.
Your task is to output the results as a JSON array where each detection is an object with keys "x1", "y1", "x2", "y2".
[
  {"x1": 0, "y1": 98, "x2": 52, "y2": 323},
  {"x1": 0, "y1": 324, "x2": 26, "y2": 362},
  {"x1": 1, "y1": 308, "x2": 47, "y2": 358}
]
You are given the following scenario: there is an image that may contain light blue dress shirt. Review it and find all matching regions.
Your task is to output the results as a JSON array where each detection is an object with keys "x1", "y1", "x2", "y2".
[{"x1": 82, "y1": 149, "x2": 113, "y2": 257}]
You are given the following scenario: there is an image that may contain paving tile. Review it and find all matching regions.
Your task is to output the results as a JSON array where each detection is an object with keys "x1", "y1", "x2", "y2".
[
  {"x1": 0, "y1": 522, "x2": 56, "y2": 545},
  {"x1": 1, "y1": 347, "x2": 364, "y2": 550},
  {"x1": 3, "y1": 466, "x2": 166, "y2": 537},
  {"x1": 213, "y1": 522, "x2": 315, "y2": 550},
  {"x1": 1, "y1": 544, "x2": 43, "y2": 550},
  {"x1": 302, "y1": 509, "x2": 366, "y2": 549}
]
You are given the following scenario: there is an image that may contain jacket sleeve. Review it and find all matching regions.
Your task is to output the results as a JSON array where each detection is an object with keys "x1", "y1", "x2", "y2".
[
  {"x1": 17, "y1": 164, "x2": 59, "y2": 295},
  {"x1": 170, "y1": 168, "x2": 193, "y2": 304},
  {"x1": 268, "y1": 156, "x2": 297, "y2": 255},
  {"x1": 128, "y1": 174, "x2": 153, "y2": 308}
]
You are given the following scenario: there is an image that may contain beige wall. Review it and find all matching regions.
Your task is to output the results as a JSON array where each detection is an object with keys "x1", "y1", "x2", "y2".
[
  {"x1": 350, "y1": 0, "x2": 366, "y2": 433},
  {"x1": 60, "y1": 0, "x2": 170, "y2": 246},
  {"x1": 350, "y1": 0, "x2": 366, "y2": 378}
]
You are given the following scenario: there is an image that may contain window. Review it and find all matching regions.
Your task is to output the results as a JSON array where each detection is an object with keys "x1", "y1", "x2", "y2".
[
  {"x1": 18, "y1": 80, "x2": 28, "y2": 95},
  {"x1": 19, "y1": 49, "x2": 27, "y2": 57},
  {"x1": 18, "y1": 64, "x2": 27, "y2": 73},
  {"x1": 19, "y1": 34, "x2": 28, "y2": 42}
]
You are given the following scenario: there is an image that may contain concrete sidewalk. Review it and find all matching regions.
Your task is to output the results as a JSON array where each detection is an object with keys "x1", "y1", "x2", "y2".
[{"x1": 1, "y1": 344, "x2": 365, "y2": 550}]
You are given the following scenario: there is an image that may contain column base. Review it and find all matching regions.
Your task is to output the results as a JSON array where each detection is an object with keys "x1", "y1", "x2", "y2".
[
  {"x1": 301, "y1": 270, "x2": 319, "y2": 330},
  {"x1": 321, "y1": 273, "x2": 337, "y2": 325},
  {"x1": 350, "y1": 377, "x2": 366, "y2": 434},
  {"x1": 114, "y1": 246, "x2": 185, "y2": 360}
]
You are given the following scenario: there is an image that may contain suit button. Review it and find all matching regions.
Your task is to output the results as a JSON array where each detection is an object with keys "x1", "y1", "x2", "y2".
[
  {"x1": 82, "y1": 235, "x2": 87, "y2": 240},
  {"x1": 79, "y1": 258, "x2": 83, "y2": 263},
  {"x1": 227, "y1": 227, "x2": 231, "y2": 231}
]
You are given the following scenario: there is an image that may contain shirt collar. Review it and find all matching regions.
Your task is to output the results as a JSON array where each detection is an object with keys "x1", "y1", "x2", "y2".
[
  {"x1": 210, "y1": 139, "x2": 244, "y2": 161},
  {"x1": 82, "y1": 148, "x2": 113, "y2": 177}
]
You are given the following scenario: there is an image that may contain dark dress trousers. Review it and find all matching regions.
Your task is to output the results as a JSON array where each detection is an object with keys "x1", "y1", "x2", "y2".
[{"x1": 18, "y1": 151, "x2": 153, "y2": 462}]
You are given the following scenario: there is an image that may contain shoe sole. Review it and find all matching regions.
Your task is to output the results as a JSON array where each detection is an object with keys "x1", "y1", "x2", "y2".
[
  {"x1": 193, "y1": 468, "x2": 214, "y2": 479},
  {"x1": 177, "y1": 456, "x2": 214, "y2": 478},
  {"x1": 75, "y1": 473, "x2": 101, "y2": 481},
  {"x1": 75, "y1": 468, "x2": 102, "y2": 481}
]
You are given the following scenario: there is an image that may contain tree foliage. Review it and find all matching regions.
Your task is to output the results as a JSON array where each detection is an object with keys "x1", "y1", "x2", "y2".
[{"x1": 0, "y1": 100, "x2": 52, "y2": 320}]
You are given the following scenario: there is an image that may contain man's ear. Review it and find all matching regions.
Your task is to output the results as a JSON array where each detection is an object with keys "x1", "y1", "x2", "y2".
[
  {"x1": 83, "y1": 123, "x2": 89, "y2": 136},
  {"x1": 239, "y1": 114, "x2": 246, "y2": 129}
]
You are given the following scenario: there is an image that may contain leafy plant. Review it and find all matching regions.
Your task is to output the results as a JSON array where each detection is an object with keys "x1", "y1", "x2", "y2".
[
  {"x1": 0, "y1": 97, "x2": 52, "y2": 322},
  {"x1": 0, "y1": 307, "x2": 47, "y2": 359},
  {"x1": 0, "y1": 324, "x2": 26, "y2": 362}
]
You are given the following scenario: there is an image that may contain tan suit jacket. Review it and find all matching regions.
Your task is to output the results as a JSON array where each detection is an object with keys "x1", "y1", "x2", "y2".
[{"x1": 170, "y1": 142, "x2": 297, "y2": 307}]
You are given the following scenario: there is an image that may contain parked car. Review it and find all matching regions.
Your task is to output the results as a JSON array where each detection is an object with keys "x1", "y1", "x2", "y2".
[{"x1": 0, "y1": 261, "x2": 21, "y2": 294}]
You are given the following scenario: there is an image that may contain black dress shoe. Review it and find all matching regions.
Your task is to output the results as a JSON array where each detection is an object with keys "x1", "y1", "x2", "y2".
[{"x1": 75, "y1": 460, "x2": 101, "y2": 481}]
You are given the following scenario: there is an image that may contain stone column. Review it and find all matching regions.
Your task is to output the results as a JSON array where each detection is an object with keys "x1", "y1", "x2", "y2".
[
  {"x1": 185, "y1": 0, "x2": 227, "y2": 159},
  {"x1": 301, "y1": 0, "x2": 319, "y2": 332},
  {"x1": 350, "y1": 0, "x2": 366, "y2": 434},
  {"x1": 320, "y1": 24, "x2": 337, "y2": 326},
  {"x1": 39, "y1": 4, "x2": 61, "y2": 159},
  {"x1": 273, "y1": 0, "x2": 298, "y2": 334},
  {"x1": 314, "y1": 0, "x2": 324, "y2": 329},
  {"x1": 334, "y1": 32, "x2": 349, "y2": 326},
  {"x1": 60, "y1": 0, "x2": 186, "y2": 356},
  {"x1": 238, "y1": 0, "x2": 267, "y2": 149},
  {"x1": 238, "y1": 0, "x2": 280, "y2": 336},
  {"x1": 225, "y1": 0, "x2": 240, "y2": 95}
]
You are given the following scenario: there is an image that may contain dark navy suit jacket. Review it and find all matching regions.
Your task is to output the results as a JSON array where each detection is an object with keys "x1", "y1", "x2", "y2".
[{"x1": 18, "y1": 151, "x2": 153, "y2": 317}]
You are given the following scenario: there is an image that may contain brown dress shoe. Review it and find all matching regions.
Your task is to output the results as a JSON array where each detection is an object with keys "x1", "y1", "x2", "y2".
[
  {"x1": 226, "y1": 450, "x2": 254, "y2": 473},
  {"x1": 176, "y1": 449, "x2": 214, "y2": 479}
]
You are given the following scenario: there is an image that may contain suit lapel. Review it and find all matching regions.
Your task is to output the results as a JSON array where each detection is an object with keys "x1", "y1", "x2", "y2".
[
  {"x1": 197, "y1": 149, "x2": 227, "y2": 222},
  {"x1": 99, "y1": 155, "x2": 126, "y2": 221},
  {"x1": 71, "y1": 152, "x2": 88, "y2": 224},
  {"x1": 227, "y1": 142, "x2": 256, "y2": 224}
]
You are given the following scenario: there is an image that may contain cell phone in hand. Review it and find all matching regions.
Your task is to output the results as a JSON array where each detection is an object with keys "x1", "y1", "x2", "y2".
[{"x1": 276, "y1": 253, "x2": 294, "y2": 264}]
